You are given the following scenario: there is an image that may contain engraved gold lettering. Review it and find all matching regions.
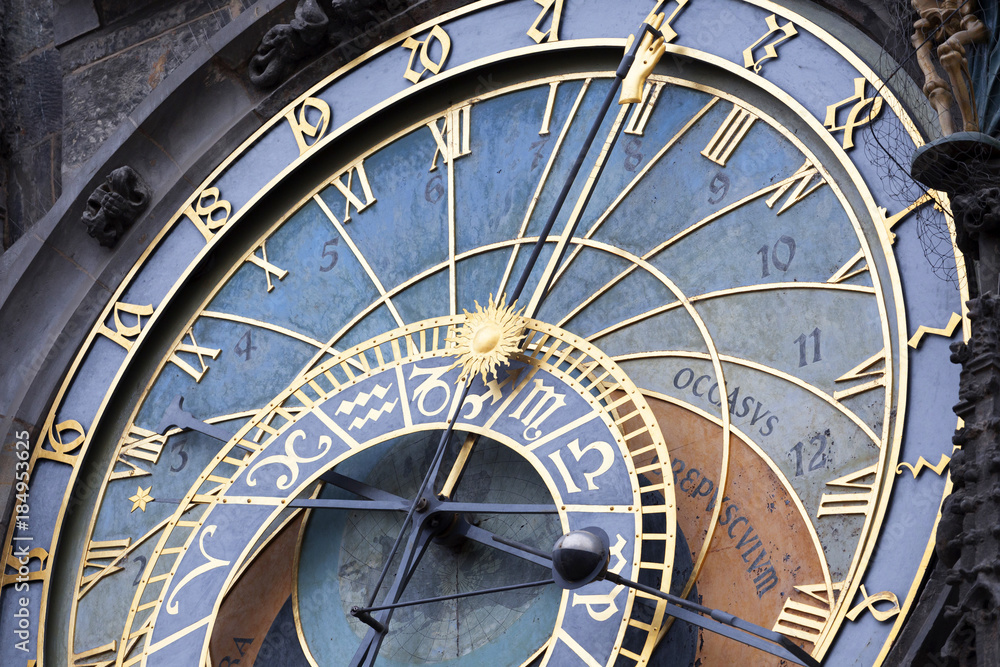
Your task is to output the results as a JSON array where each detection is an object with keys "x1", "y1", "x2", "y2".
[
  {"x1": 284, "y1": 97, "x2": 331, "y2": 155},
  {"x1": 908, "y1": 312, "x2": 963, "y2": 349},
  {"x1": 527, "y1": 0, "x2": 564, "y2": 44},
  {"x1": 824, "y1": 77, "x2": 883, "y2": 150},
  {"x1": 772, "y1": 583, "x2": 834, "y2": 645},
  {"x1": 743, "y1": 14, "x2": 797, "y2": 73},
  {"x1": 169, "y1": 328, "x2": 221, "y2": 383},
  {"x1": 624, "y1": 82, "x2": 665, "y2": 136},
  {"x1": 833, "y1": 351, "x2": 886, "y2": 401},
  {"x1": 897, "y1": 453, "x2": 950, "y2": 478},
  {"x1": 765, "y1": 160, "x2": 825, "y2": 214},
  {"x1": 245, "y1": 239, "x2": 289, "y2": 293},
  {"x1": 540, "y1": 82, "x2": 560, "y2": 135},
  {"x1": 1, "y1": 547, "x2": 48, "y2": 589},
  {"x1": 98, "y1": 302, "x2": 154, "y2": 351},
  {"x1": 327, "y1": 159, "x2": 376, "y2": 223},
  {"x1": 110, "y1": 425, "x2": 166, "y2": 481},
  {"x1": 429, "y1": 105, "x2": 472, "y2": 171},
  {"x1": 701, "y1": 104, "x2": 757, "y2": 166},
  {"x1": 183, "y1": 187, "x2": 231, "y2": 243},
  {"x1": 402, "y1": 25, "x2": 452, "y2": 83},
  {"x1": 817, "y1": 464, "x2": 878, "y2": 517},
  {"x1": 78, "y1": 538, "x2": 132, "y2": 599},
  {"x1": 38, "y1": 419, "x2": 87, "y2": 465},
  {"x1": 846, "y1": 584, "x2": 900, "y2": 622}
]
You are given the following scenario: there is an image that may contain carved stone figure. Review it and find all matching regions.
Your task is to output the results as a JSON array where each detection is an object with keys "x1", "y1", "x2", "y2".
[
  {"x1": 249, "y1": 0, "x2": 331, "y2": 88},
  {"x1": 911, "y1": 0, "x2": 990, "y2": 136},
  {"x1": 248, "y1": 0, "x2": 388, "y2": 88},
  {"x1": 81, "y1": 166, "x2": 151, "y2": 247}
]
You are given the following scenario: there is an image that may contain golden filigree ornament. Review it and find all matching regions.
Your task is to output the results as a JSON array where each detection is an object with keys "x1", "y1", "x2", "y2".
[{"x1": 448, "y1": 294, "x2": 525, "y2": 382}]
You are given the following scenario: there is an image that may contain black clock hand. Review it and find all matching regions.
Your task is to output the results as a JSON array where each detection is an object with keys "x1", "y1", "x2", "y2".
[
  {"x1": 549, "y1": 530, "x2": 821, "y2": 667},
  {"x1": 508, "y1": 11, "x2": 666, "y2": 313},
  {"x1": 357, "y1": 379, "x2": 473, "y2": 622},
  {"x1": 349, "y1": 521, "x2": 436, "y2": 667}
]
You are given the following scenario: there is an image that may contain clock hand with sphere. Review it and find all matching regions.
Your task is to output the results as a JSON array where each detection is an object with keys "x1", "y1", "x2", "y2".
[{"x1": 343, "y1": 13, "x2": 670, "y2": 666}]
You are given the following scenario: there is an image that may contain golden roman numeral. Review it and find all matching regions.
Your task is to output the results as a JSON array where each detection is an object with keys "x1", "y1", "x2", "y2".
[
  {"x1": 78, "y1": 538, "x2": 132, "y2": 599},
  {"x1": 327, "y1": 159, "x2": 377, "y2": 223},
  {"x1": 833, "y1": 350, "x2": 886, "y2": 401},
  {"x1": 701, "y1": 104, "x2": 757, "y2": 166},
  {"x1": 98, "y1": 301, "x2": 154, "y2": 352},
  {"x1": 429, "y1": 104, "x2": 472, "y2": 171},
  {"x1": 245, "y1": 239, "x2": 288, "y2": 292},
  {"x1": 182, "y1": 187, "x2": 232, "y2": 243},
  {"x1": 284, "y1": 96, "x2": 331, "y2": 155},
  {"x1": 169, "y1": 328, "x2": 221, "y2": 383},
  {"x1": 828, "y1": 250, "x2": 868, "y2": 284},
  {"x1": 624, "y1": 81, "x2": 665, "y2": 136},
  {"x1": 765, "y1": 160, "x2": 825, "y2": 214},
  {"x1": 772, "y1": 582, "x2": 836, "y2": 645},
  {"x1": 816, "y1": 464, "x2": 878, "y2": 517},
  {"x1": 110, "y1": 425, "x2": 166, "y2": 481},
  {"x1": 527, "y1": 0, "x2": 564, "y2": 43},
  {"x1": 540, "y1": 82, "x2": 560, "y2": 135}
]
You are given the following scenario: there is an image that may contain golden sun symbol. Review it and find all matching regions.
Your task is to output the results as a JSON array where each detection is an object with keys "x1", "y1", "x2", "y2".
[{"x1": 448, "y1": 295, "x2": 526, "y2": 382}]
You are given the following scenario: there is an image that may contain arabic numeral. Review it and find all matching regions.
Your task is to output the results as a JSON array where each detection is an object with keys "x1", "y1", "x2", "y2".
[
  {"x1": 758, "y1": 235, "x2": 796, "y2": 277},
  {"x1": 794, "y1": 327, "x2": 821, "y2": 367},
  {"x1": 789, "y1": 432, "x2": 828, "y2": 477},
  {"x1": 320, "y1": 237, "x2": 340, "y2": 272}
]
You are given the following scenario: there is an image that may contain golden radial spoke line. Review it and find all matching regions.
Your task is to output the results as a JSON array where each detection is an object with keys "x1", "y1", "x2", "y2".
[
  {"x1": 496, "y1": 79, "x2": 592, "y2": 298},
  {"x1": 314, "y1": 194, "x2": 405, "y2": 327},
  {"x1": 448, "y1": 153, "x2": 458, "y2": 316},
  {"x1": 201, "y1": 311, "x2": 326, "y2": 349},
  {"x1": 529, "y1": 235, "x2": 733, "y2": 605},
  {"x1": 320, "y1": 238, "x2": 541, "y2": 356},
  {"x1": 615, "y1": 350, "x2": 883, "y2": 447},
  {"x1": 556, "y1": 167, "x2": 826, "y2": 328},
  {"x1": 549, "y1": 97, "x2": 720, "y2": 290},
  {"x1": 586, "y1": 281, "x2": 876, "y2": 342},
  {"x1": 525, "y1": 101, "x2": 633, "y2": 317}
]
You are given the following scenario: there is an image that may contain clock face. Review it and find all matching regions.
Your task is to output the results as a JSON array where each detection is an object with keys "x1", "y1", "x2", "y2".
[{"x1": 1, "y1": 2, "x2": 967, "y2": 667}]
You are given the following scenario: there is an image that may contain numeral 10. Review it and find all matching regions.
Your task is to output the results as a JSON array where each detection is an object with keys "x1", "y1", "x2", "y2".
[{"x1": 757, "y1": 235, "x2": 796, "y2": 277}]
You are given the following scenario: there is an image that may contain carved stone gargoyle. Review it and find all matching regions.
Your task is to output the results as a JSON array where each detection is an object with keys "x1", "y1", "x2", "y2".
[{"x1": 82, "y1": 166, "x2": 151, "y2": 248}]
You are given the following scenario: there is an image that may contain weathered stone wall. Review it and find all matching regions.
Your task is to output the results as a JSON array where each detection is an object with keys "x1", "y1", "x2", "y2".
[{"x1": 0, "y1": 0, "x2": 250, "y2": 251}]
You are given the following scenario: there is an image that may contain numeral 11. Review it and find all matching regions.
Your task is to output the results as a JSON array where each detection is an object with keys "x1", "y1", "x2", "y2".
[{"x1": 794, "y1": 328, "x2": 821, "y2": 367}]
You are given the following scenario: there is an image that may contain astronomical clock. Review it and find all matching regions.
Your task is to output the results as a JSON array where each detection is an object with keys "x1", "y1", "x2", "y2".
[{"x1": 0, "y1": 1, "x2": 968, "y2": 666}]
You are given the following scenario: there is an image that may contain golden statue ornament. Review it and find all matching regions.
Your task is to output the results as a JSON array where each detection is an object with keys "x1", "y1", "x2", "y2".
[{"x1": 447, "y1": 294, "x2": 525, "y2": 382}]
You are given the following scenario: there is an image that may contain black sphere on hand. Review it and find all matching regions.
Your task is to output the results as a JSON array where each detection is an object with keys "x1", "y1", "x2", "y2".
[{"x1": 551, "y1": 528, "x2": 610, "y2": 590}]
